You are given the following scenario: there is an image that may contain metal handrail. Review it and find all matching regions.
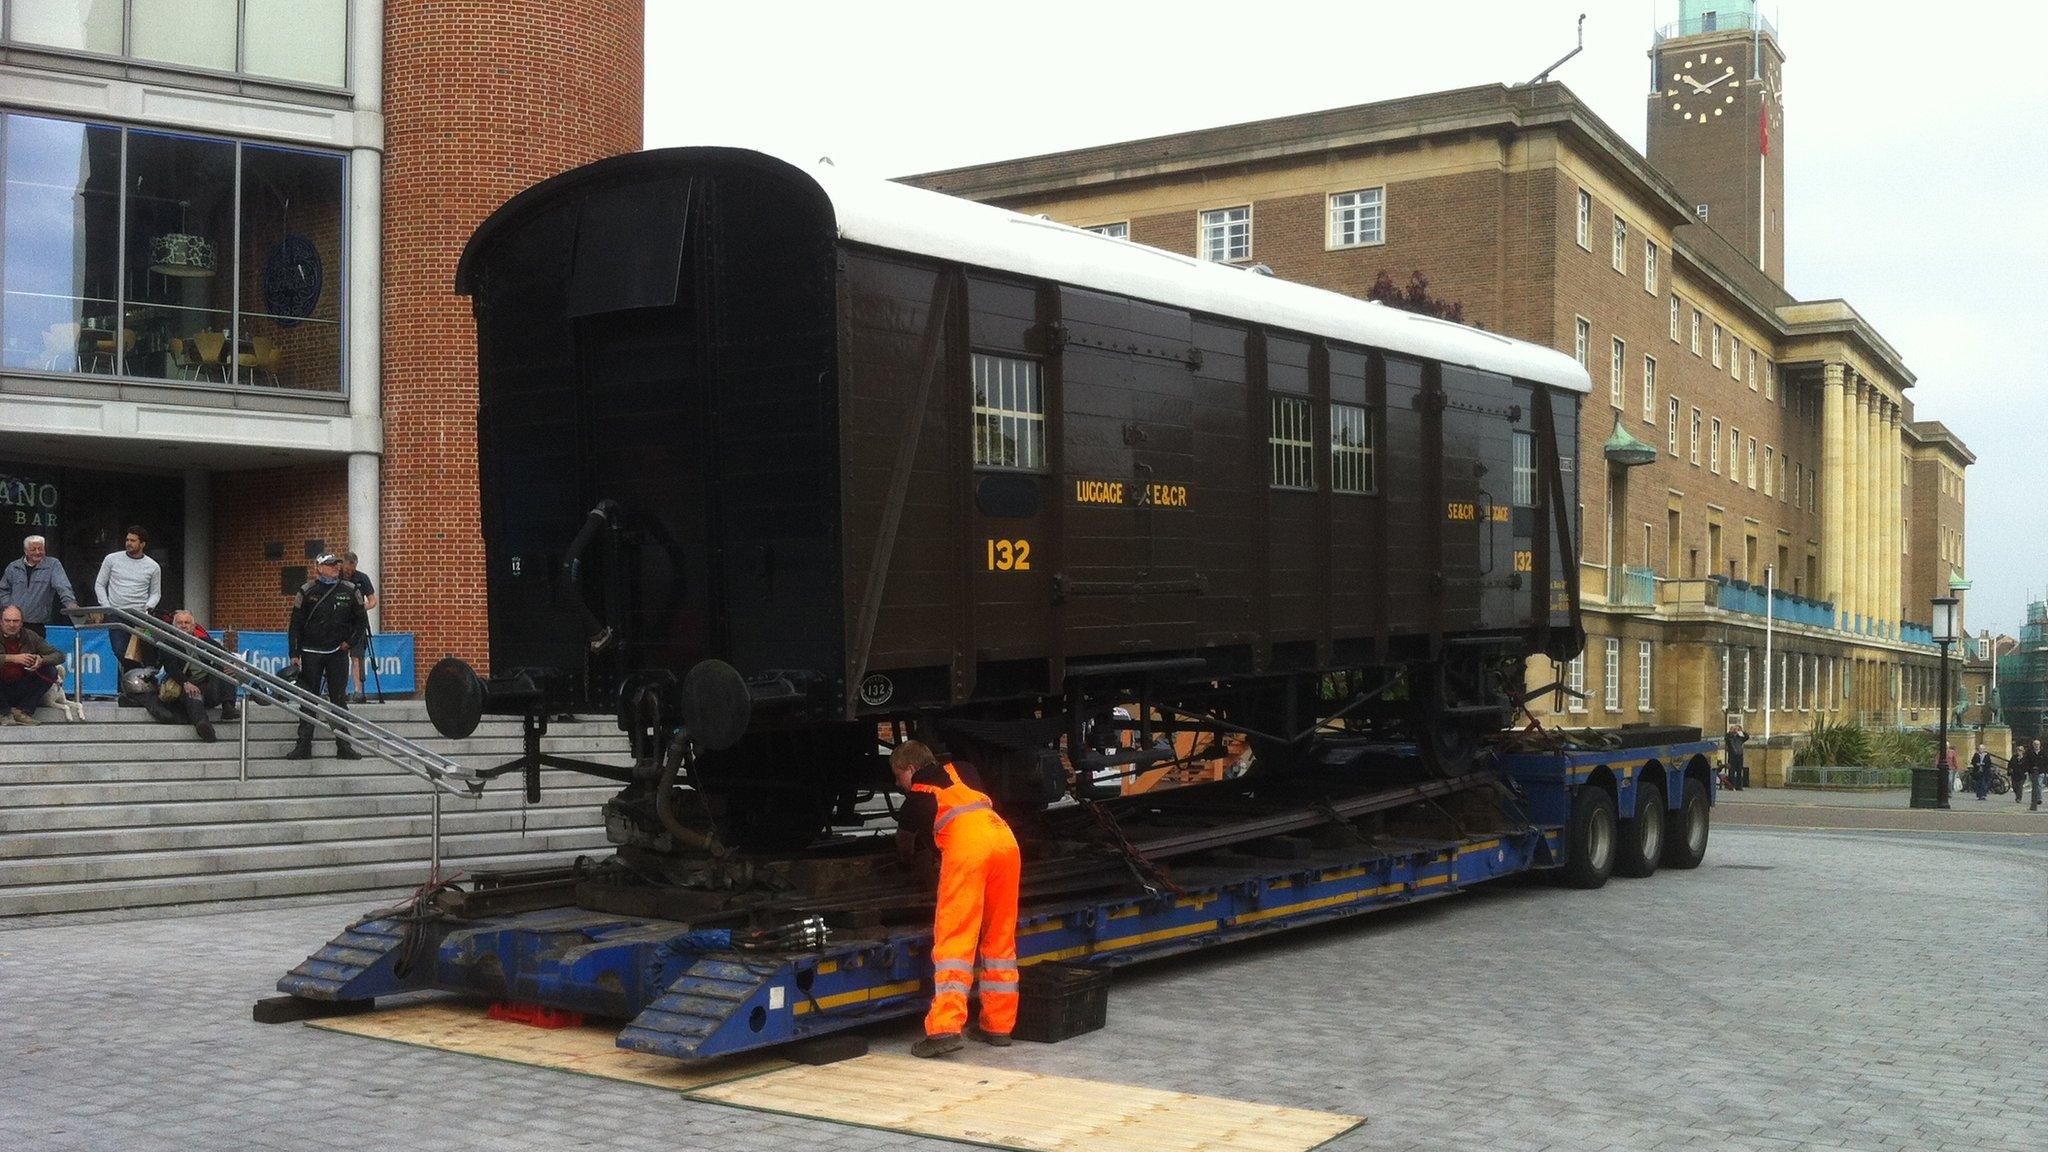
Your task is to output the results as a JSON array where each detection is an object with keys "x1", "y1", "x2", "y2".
[{"x1": 68, "y1": 605, "x2": 482, "y2": 796}]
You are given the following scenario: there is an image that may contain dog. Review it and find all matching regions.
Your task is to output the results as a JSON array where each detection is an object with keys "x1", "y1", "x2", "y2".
[{"x1": 41, "y1": 682, "x2": 87, "y2": 723}]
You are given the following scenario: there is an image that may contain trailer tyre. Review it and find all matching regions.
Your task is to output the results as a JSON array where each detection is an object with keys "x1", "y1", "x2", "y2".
[
  {"x1": 1559, "y1": 786, "x2": 1616, "y2": 889},
  {"x1": 1661, "y1": 777, "x2": 1711, "y2": 869},
  {"x1": 1615, "y1": 779, "x2": 1663, "y2": 878}
]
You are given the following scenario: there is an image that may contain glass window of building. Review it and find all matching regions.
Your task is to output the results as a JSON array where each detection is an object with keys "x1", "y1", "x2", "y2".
[
  {"x1": 1575, "y1": 189, "x2": 1590, "y2": 248},
  {"x1": 0, "y1": 114, "x2": 347, "y2": 391},
  {"x1": 1, "y1": 115, "x2": 122, "y2": 374},
  {"x1": 1609, "y1": 337, "x2": 1624, "y2": 407},
  {"x1": 1574, "y1": 316, "x2": 1589, "y2": 365},
  {"x1": 1638, "y1": 640, "x2": 1653, "y2": 710},
  {"x1": 9, "y1": 0, "x2": 123, "y2": 54},
  {"x1": 238, "y1": 144, "x2": 346, "y2": 389},
  {"x1": 1200, "y1": 206, "x2": 1250, "y2": 262},
  {"x1": 130, "y1": 0, "x2": 237, "y2": 73},
  {"x1": 1567, "y1": 654, "x2": 1586, "y2": 712},
  {"x1": 1082, "y1": 222, "x2": 1127, "y2": 239},
  {"x1": 243, "y1": 0, "x2": 349, "y2": 87},
  {"x1": 123, "y1": 129, "x2": 236, "y2": 380},
  {"x1": 1328, "y1": 188, "x2": 1383, "y2": 247},
  {"x1": 1642, "y1": 355, "x2": 1656, "y2": 422},
  {"x1": 1603, "y1": 638, "x2": 1620, "y2": 710}
]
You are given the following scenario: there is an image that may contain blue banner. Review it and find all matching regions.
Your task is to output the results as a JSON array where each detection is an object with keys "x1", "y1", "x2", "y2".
[
  {"x1": 234, "y1": 630, "x2": 417, "y2": 696},
  {"x1": 40, "y1": 625, "x2": 117, "y2": 698}
]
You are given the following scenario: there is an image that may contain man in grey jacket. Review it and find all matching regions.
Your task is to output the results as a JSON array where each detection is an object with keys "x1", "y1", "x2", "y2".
[{"x1": 0, "y1": 536, "x2": 78, "y2": 626}]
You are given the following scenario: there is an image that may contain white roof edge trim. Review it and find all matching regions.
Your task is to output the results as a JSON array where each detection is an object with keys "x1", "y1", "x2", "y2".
[{"x1": 791, "y1": 154, "x2": 1591, "y2": 395}]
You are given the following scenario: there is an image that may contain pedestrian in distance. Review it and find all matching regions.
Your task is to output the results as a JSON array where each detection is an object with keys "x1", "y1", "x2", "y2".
[
  {"x1": 338, "y1": 551, "x2": 378, "y2": 703},
  {"x1": 890, "y1": 740, "x2": 1021, "y2": 1058},
  {"x1": 94, "y1": 525, "x2": 162, "y2": 673},
  {"x1": 2010, "y1": 741, "x2": 2032, "y2": 806},
  {"x1": 1725, "y1": 720, "x2": 1749, "y2": 792},
  {"x1": 0, "y1": 535, "x2": 79, "y2": 627},
  {"x1": 284, "y1": 554, "x2": 370, "y2": 761},
  {"x1": 0, "y1": 605, "x2": 64, "y2": 726},
  {"x1": 1968, "y1": 743, "x2": 1994, "y2": 802},
  {"x1": 2031, "y1": 739, "x2": 2045, "y2": 812}
]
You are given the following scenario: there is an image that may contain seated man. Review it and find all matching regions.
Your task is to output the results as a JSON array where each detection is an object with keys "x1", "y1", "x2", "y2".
[
  {"x1": 154, "y1": 609, "x2": 240, "y2": 742},
  {"x1": 0, "y1": 605, "x2": 65, "y2": 725}
]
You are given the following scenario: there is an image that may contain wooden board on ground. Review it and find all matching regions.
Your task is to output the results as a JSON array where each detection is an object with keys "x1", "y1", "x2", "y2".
[
  {"x1": 308, "y1": 1001, "x2": 785, "y2": 1092},
  {"x1": 692, "y1": 1053, "x2": 1364, "y2": 1152},
  {"x1": 310, "y1": 1002, "x2": 1364, "y2": 1152}
]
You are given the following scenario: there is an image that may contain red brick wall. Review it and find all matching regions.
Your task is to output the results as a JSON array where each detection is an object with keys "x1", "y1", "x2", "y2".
[
  {"x1": 211, "y1": 465, "x2": 348, "y2": 631},
  {"x1": 381, "y1": 0, "x2": 643, "y2": 673}
]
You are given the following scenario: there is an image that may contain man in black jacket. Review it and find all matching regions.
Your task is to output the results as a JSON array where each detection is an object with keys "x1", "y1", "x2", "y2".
[
  {"x1": 1725, "y1": 721, "x2": 1749, "y2": 791},
  {"x1": 285, "y1": 554, "x2": 369, "y2": 761},
  {"x1": 1968, "y1": 743, "x2": 1995, "y2": 802},
  {"x1": 2010, "y1": 741, "x2": 2034, "y2": 806}
]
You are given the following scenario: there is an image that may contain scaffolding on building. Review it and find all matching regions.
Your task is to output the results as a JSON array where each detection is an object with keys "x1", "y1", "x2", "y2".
[{"x1": 1997, "y1": 600, "x2": 2048, "y2": 742}]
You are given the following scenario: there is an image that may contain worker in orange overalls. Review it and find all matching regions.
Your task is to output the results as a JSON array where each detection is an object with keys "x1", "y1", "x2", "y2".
[{"x1": 891, "y1": 740, "x2": 1021, "y2": 1058}]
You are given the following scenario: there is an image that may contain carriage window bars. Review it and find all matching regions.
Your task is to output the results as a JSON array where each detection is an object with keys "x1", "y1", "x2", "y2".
[
  {"x1": 1269, "y1": 394, "x2": 1314, "y2": 490},
  {"x1": 971, "y1": 353, "x2": 1046, "y2": 471},
  {"x1": 1330, "y1": 403, "x2": 1376, "y2": 494},
  {"x1": 1512, "y1": 430, "x2": 1535, "y2": 507}
]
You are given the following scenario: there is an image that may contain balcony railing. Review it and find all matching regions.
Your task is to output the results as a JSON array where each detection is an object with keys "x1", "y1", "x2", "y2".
[
  {"x1": 1654, "y1": 10, "x2": 1777, "y2": 44},
  {"x1": 1616, "y1": 566, "x2": 1656, "y2": 609}
]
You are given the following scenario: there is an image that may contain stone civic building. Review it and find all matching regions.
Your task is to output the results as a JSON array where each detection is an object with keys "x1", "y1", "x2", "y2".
[
  {"x1": 0, "y1": 1, "x2": 642, "y2": 667},
  {"x1": 905, "y1": 7, "x2": 1968, "y2": 743}
]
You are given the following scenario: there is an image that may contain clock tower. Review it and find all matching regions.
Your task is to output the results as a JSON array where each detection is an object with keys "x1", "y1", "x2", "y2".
[{"x1": 1647, "y1": 1, "x2": 1785, "y2": 284}]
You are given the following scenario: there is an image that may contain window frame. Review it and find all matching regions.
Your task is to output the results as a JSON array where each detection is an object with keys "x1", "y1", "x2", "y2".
[
  {"x1": 1609, "y1": 336, "x2": 1625, "y2": 408},
  {"x1": 1329, "y1": 401, "x2": 1377, "y2": 495},
  {"x1": 1666, "y1": 396, "x2": 1680, "y2": 456},
  {"x1": 1641, "y1": 354, "x2": 1657, "y2": 423},
  {"x1": 1763, "y1": 445, "x2": 1774, "y2": 495},
  {"x1": 1747, "y1": 437, "x2": 1758, "y2": 489},
  {"x1": 1576, "y1": 188, "x2": 1591, "y2": 250},
  {"x1": 970, "y1": 352, "x2": 1049, "y2": 473},
  {"x1": 1567, "y1": 654, "x2": 1587, "y2": 713},
  {"x1": 1268, "y1": 392, "x2": 1315, "y2": 490},
  {"x1": 1690, "y1": 310, "x2": 1702, "y2": 355},
  {"x1": 1198, "y1": 204, "x2": 1253, "y2": 263},
  {"x1": 1326, "y1": 187, "x2": 1386, "y2": 249},
  {"x1": 1638, "y1": 640, "x2": 1653, "y2": 710},
  {"x1": 1689, "y1": 407, "x2": 1701, "y2": 466},
  {"x1": 1082, "y1": 221, "x2": 1130, "y2": 239},
  {"x1": 1711, "y1": 322, "x2": 1723, "y2": 368},
  {"x1": 1512, "y1": 429, "x2": 1536, "y2": 507},
  {"x1": 1574, "y1": 315, "x2": 1590, "y2": 367},
  {"x1": 1604, "y1": 637, "x2": 1621, "y2": 711},
  {"x1": 1710, "y1": 417, "x2": 1722, "y2": 473},
  {"x1": 1669, "y1": 295, "x2": 1680, "y2": 341},
  {"x1": 0, "y1": 0, "x2": 355, "y2": 93},
  {"x1": 1611, "y1": 216, "x2": 1628, "y2": 273},
  {"x1": 1644, "y1": 240, "x2": 1659, "y2": 294}
]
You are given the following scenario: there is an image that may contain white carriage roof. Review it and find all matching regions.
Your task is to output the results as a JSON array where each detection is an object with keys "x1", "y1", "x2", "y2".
[{"x1": 799, "y1": 156, "x2": 1591, "y2": 394}]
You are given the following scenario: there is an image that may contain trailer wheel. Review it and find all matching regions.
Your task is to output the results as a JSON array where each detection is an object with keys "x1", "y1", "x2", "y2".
[
  {"x1": 1559, "y1": 786, "x2": 1616, "y2": 889},
  {"x1": 1661, "y1": 778, "x2": 1711, "y2": 869},
  {"x1": 1615, "y1": 780, "x2": 1663, "y2": 878}
]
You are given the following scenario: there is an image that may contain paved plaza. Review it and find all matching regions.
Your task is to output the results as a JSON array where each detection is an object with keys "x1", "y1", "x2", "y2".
[{"x1": 3, "y1": 820, "x2": 2045, "y2": 1152}]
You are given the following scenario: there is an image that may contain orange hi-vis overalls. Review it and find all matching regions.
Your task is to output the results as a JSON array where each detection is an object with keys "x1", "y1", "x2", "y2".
[{"x1": 913, "y1": 762, "x2": 1022, "y2": 1037}]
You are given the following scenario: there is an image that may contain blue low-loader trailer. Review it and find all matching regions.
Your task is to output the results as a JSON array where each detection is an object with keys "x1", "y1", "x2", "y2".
[{"x1": 268, "y1": 733, "x2": 1717, "y2": 1062}]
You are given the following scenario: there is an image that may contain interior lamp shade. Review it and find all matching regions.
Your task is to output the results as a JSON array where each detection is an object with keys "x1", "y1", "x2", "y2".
[{"x1": 149, "y1": 233, "x2": 217, "y2": 277}]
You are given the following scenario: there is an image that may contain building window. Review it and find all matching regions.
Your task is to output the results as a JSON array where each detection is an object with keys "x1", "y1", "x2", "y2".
[
  {"x1": 1779, "y1": 457, "x2": 1788, "y2": 502},
  {"x1": 1761, "y1": 353, "x2": 1773, "y2": 399},
  {"x1": 1669, "y1": 295, "x2": 1680, "y2": 341},
  {"x1": 1512, "y1": 430, "x2": 1536, "y2": 506},
  {"x1": 1779, "y1": 653, "x2": 1791, "y2": 713},
  {"x1": 1610, "y1": 337, "x2": 1625, "y2": 407},
  {"x1": 1720, "y1": 647, "x2": 1731, "y2": 711},
  {"x1": 1200, "y1": 206, "x2": 1251, "y2": 262},
  {"x1": 1574, "y1": 316, "x2": 1590, "y2": 366},
  {"x1": 1604, "y1": 638, "x2": 1621, "y2": 711},
  {"x1": 1328, "y1": 188, "x2": 1384, "y2": 248},
  {"x1": 1576, "y1": 189, "x2": 1591, "y2": 249},
  {"x1": 1711, "y1": 323, "x2": 1723, "y2": 367},
  {"x1": 1689, "y1": 408, "x2": 1702, "y2": 465},
  {"x1": 1690, "y1": 310, "x2": 1702, "y2": 355},
  {"x1": 1747, "y1": 438, "x2": 1758, "y2": 489},
  {"x1": 1638, "y1": 641, "x2": 1654, "y2": 710},
  {"x1": 1742, "y1": 649, "x2": 1753, "y2": 711},
  {"x1": 1644, "y1": 241, "x2": 1659, "y2": 293},
  {"x1": 971, "y1": 354, "x2": 1047, "y2": 471},
  {"x1": 1269, "y1": 393, "x2": 1313, "y2": 489},
  {"x1": 1667, "y1": 396, "x2": 1680, "y2": 456},
  {"x1": 1710, "y1": 417, "x2": 1722, "y2": 473},
  {"x1": 1611, "y1": 218, "x2": 1628, "y2": 273},
  {"x1": 1083, "y1": 222, "x2": 1129, "y2": 239},
  {"x1": 1763, "y1": 446, "x2": 1774, "y2": 495},
  {"x1": 1729, "y1": 428, "x2": 1741, "y2": 483},
  {"x1": 1567, "y1": 654, "x2": 1586, "y2": 712},
  {"x1": 7, "y1": 0, "x2": 350, "y2": 89},
  {"x1": 1330, "y1": 403, "x2": 1376, "y2": 494},
  {"x1": 1797, "y1": 656, "x2": 1807, "y2": 712},
  {"x1": 0, "y1": 113, "x2": 347, "y2": 391},
  {"x1": 1642, "y1": 355, "x2": 1657, "y2": 422},
  {"x1": 1732, "y1": 338, "x2": 1743, "y2": 382}
]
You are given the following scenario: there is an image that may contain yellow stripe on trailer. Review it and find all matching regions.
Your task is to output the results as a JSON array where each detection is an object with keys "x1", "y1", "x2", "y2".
[{"x1": 792, "y1": 979, "x2": 923, "y2": 1016}]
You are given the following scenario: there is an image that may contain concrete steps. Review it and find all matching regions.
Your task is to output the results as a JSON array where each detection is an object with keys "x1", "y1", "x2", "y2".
[{"x1": 0, "y1": 702, "x2": 627, "y2": 917}]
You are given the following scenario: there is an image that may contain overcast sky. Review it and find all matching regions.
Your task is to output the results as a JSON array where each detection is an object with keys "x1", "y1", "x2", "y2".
[{"x1": 646, "y1": 0, "x2": 2048, "y2": 636}]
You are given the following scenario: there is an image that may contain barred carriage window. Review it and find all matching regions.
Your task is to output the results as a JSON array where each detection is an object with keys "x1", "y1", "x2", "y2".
[
  {"x1": 1512, "y1": 430, "x2": 1536, "y2": 506},
  {"x1": 1269, "y1": 394, "x2": 1314, "y2": 489},
  {"x1": 1329, "y1": 188, "x2": 1384, "y2": 247},
  {"x1": 1201, "y1": 205, "x2": 1251, "y2": 262},
  {"x1": 1331, "y1": 403, "x2": 1376, "y2": 494},
  {"x1": 971, "y1": 353, "x2": 1046, "y2": 471}
]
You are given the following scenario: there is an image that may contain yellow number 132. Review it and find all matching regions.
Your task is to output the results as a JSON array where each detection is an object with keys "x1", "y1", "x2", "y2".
[{"x1": 986, "y1": 539, "x2": 1032, "y2": 571}]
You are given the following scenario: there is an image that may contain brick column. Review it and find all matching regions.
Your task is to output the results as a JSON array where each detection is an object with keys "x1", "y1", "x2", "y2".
[
  {"x1": 381, "y1": 1, "x2": 643, "y2": 673},
  {"x1": 1821, "y1": 363, "x2": 1847, "y2": 623}
]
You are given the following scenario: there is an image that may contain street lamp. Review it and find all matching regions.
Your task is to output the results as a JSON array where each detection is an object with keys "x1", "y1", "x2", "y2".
[{"x1": 1926, "y1": 595, "x2": 1960, "y2": 810}]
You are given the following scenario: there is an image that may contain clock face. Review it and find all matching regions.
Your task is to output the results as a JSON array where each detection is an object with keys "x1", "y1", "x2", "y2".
[{"x1": 1664, "y1": 49, "x2": 1740, "y2": 126}]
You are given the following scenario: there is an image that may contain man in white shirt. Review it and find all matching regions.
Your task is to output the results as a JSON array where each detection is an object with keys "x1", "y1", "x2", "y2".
[{"x1": 95, "y1": 525, "x2": 162, "y2": 673}]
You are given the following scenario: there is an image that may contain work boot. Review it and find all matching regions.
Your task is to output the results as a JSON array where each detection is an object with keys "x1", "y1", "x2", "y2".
[
  {"x1": 336, "y1": 743, "x2": 362, "y2": 761},
  {"x1": 284, "y1": 740, "x2": 313, "y2": 761},
  {"x1": 970, "y1": 1026, "x2": 1013, "y2": 1047},
  {"x1": 910, "y1": 1033, "x2": 963, "y2": 1059},
  {"x1": 218, "y1": 704, "x2": 240, "y2": 721}
]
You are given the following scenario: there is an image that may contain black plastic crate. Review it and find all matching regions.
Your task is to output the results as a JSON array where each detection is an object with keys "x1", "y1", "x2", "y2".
[{"x1": 1011, "y1": 962, "x2": 1110, "y2": 1043}]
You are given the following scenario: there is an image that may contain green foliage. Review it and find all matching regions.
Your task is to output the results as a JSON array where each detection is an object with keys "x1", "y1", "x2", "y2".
[{"x1": 1793, "y1": 719, "x2": 1937, "y2": 770}]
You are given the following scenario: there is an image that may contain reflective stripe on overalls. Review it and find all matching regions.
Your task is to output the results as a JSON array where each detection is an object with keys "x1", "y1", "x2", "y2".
[{"x1": 913, "y1": 762, "x2": 1022, "y2": 1037}]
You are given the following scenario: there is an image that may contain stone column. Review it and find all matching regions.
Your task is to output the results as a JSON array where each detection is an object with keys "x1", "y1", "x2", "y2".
[
  {"x1": 1821, "y1": 364, "x2": 1847, "y2": 620},
  {"x1": 1846, "y1": 378, "x2": 1867, "y2": 625},
  {"x1": 1863, "y1": 389, "x2": 1881, "y2": 632},
  {"x1": 1884, "y1": 403, "x2": 1900, "y2": 635}
]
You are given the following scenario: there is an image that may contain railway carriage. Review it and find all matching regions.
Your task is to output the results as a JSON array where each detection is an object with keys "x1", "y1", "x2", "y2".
[{"x1": 442, "y1": 147, "x2": 1590, "y2": 851}]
